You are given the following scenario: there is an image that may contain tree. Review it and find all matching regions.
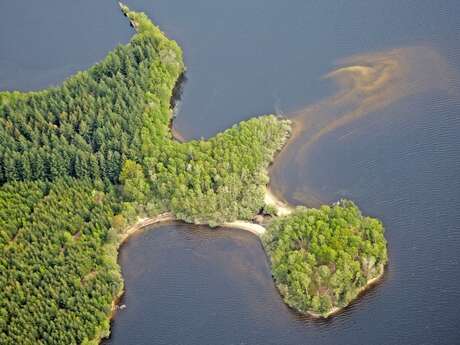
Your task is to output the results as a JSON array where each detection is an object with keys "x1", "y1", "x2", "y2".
[{"x1": 119, "y1": 160, "x2": 149, "y2": 202}]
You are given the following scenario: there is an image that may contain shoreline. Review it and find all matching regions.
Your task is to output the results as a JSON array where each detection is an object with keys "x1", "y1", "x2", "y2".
[
  {"x1": 264, "y1": 187, "x2": 293, "y2": 216},
  {"x1": 108, "y1": 212, "x2": 176, "y2": 321},
  {"x1": 107, "y1": 187, "x2": 292, "y2": 317},
  {"x1": 117, "y1": 212, "x2": 176, "y2": 246},
  {"x1": 302, "y1": 266, "x2": 385, "y2": 318},
  {"x1": 109, "y1": 185, "x2": 385, "y2": 322},
  {"x1": 108, "y1": 198, "x2": 384, "y2": 323}
]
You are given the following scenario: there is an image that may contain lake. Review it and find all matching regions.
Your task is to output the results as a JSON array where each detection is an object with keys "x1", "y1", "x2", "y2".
[{"x1": 1, "y1": 0, "x2": 459, "y2": 344}]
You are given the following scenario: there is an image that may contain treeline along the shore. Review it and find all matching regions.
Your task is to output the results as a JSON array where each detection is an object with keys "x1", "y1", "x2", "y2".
[{"x1": 0, "y1": 4, "x2": 386, "y2": 344}]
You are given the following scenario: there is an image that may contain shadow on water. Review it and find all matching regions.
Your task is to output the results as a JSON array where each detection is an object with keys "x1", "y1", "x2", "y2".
[
  {"x1": 170, "y1": 71, "x2": 188, "y2": 112},
  {"x1": 170, "y1": 72, "x2": 188, "y2": 142}
]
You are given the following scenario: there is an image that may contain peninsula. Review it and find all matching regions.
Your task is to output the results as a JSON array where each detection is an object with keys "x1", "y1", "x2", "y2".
[{"x1": 0, "y1": 4, "x2": 387, "y2": 344}]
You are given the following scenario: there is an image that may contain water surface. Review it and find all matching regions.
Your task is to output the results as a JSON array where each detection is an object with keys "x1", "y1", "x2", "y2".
[
  {"x1": 104, "y1": 224, "x2": 393, "y2": 345},
  {"x1": 2, "y1": 1, "x2": 460, "y2": 344}
]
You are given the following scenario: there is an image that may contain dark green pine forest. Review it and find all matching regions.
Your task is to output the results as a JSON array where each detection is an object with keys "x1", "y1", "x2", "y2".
[{"x1": 0, "y1": 6, "x2": 290, "y2": 345}]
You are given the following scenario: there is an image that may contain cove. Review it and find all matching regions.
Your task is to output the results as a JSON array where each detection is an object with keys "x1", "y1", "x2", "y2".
[
  {"x1": 103, "y1": 224, "x2": 342, "y2": 345},
  {"x1": 2, "y1": 1, "x2": 460, "y2": 345}
]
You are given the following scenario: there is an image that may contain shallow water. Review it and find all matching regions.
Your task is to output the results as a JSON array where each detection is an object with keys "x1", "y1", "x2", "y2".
[{"x1": 2, "y1": 1, "x2": 460, "y2": 344}]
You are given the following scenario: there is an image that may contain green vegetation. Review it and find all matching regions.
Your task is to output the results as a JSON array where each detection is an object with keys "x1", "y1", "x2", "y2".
[
  {"x1": 0, "y1": 179, "x2": 121, "y2": 344},
  {"x1": 262, "y1": 200, "x2": 388, "y2": 317},
  {"x1": 0, "y1": 5, "x2": 290, "y2": 344},
  {"x1": 145, "y1": 115, "x2": 290, "y2": 226},
  {"x1": 0, "y1": 3, "x2": 388, "y2": 343},
  {"x1": 0, "y1": 6, "x2": 290, "y2": 227},
  {"x1": 0, "y1": 8, "x2": 184, "y2": 185}
]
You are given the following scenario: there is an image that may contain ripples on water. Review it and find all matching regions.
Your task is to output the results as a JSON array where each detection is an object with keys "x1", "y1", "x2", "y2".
[
  {"x1": 2, "y1": 0, "x2": 460, "y2": 344},
  {"x1": 271, "y1": 45, "x2": 460, "y2": 207}
]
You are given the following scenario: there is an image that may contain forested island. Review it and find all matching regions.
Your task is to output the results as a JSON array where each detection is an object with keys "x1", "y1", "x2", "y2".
[{"x1": 0, "y1": 4, "x2": 387, "y2": 344}]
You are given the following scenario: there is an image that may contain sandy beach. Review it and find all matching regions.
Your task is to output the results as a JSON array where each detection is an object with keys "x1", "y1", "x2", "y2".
[{"x1": 264, "y1": 187, "x2": 293, "y2": 216}]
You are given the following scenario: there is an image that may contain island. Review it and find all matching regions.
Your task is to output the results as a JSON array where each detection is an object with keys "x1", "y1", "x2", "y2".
[{"x1": 0, "y1": 4, "x2": 387, "y2": 344}]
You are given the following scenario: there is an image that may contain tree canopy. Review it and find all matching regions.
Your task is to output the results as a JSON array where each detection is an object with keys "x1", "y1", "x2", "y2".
[
  {"x1": 262, "y1": 200, "x2": 388, "y2": 317},
  {"x1": 0, "y1": 179, "x2": 121, "y2": 345}
]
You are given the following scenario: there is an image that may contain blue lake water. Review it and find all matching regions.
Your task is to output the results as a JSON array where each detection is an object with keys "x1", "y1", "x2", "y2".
[{"x1": 1, "y1": 1, "x2": 459, "y2": 344}]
